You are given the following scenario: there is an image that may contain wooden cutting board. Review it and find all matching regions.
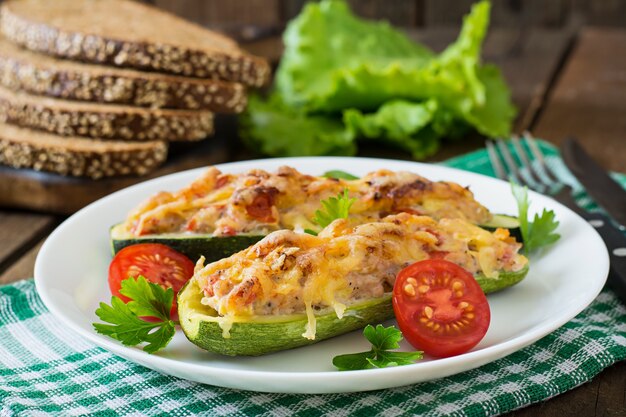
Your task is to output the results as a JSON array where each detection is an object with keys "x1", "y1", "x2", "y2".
[{"x1": 0, "y1": 117, "x2": 237, "y2": 214}]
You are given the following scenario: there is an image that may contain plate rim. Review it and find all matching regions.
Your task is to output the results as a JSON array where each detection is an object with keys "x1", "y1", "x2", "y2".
[{"x1": 34, "y1": 156, "x2": 610, "y2": 393}]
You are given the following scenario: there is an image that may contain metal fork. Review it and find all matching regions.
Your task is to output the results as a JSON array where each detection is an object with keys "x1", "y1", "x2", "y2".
[{"x1": 486, "y1": 133, "x2": 582, "y2": 214}]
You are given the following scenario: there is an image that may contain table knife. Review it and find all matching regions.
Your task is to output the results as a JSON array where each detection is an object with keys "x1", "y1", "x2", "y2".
[
  {"x1": 561, "y1": 138, "x2": 626, "y2": 228},
  {"x1": 560, "y1": 138, "x2": 626, "y2": 303}
]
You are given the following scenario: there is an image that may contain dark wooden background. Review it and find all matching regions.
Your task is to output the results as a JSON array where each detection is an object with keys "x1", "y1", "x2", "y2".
[{"x1": 147, "y1": 0, "x2": 626, "y2": 38}]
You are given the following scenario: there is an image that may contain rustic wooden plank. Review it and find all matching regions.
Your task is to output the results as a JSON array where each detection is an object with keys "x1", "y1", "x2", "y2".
[
  {"x1": 155, "y1": 0, "x2": 280, "y2": 34},
  {"x1": 280, "y1": 0, "x2": 419, "y2": 27},
  {"x1": 571, "y1": 0, "x2": 626, "y2": 28},
  {"x1": 594, "y1": 361, "x2": 626, "y2": 416},
  {"x1": 424, "y1": 0, "x2": 568, "y2": 28},
  {"x1": 532, "y1": 28, "x2": 626, "y2": 172},
  {"x1": 152, "y1": 0, "x2": 201, "y2": 24},
  {"x1": 0, "y1": 239, "x2": 44, "y2": 284},
  {"x1": 347, "y1": 0, "x2": 418, "y2": 27},
  {"x1": 0, "y1": 212, "x2": 55, "y2": 265}
]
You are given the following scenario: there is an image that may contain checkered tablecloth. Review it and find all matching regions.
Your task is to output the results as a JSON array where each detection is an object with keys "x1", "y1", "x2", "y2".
[{"x1": 2, "y1": 141, "x2": 626, "y2": 417}]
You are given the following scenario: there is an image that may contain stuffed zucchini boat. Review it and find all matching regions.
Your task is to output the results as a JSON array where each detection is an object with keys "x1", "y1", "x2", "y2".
[
  {"x1": 111, "y1": 166, "x2": 519, "y2": 262},
  {"x1": 178, "y1": 213, "x2": 529, "y2": 356}
]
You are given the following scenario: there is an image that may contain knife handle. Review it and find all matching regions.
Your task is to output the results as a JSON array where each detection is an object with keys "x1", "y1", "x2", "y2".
[{"x1": 579, "y1": 211, "x2": 626, "y2": 303}]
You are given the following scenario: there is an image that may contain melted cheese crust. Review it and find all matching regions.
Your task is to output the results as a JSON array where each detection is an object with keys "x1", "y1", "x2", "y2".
[
  {"x1": 120, "y1": 166, "x2": 492, "y2": 236},
  {"x1": 193, "y1": 213, "x2": 527, "y2": 338}
]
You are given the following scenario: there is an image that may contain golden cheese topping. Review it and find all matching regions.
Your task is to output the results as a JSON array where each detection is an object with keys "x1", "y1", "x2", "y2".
[
  {"x1": 193, "y1": 213, "x2": 527, "y2": 339},
  {"x1": 119, "y1": 166, "x2": 492, "y2": 237}
]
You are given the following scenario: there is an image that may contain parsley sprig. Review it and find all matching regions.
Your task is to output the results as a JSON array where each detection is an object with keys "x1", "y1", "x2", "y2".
[
  {"x1": 511, "y1": 183, "x2": 560, "y2": 253},
  {"x1": 93, "y1": 276, "x2": 177, "y2": 354},
  {"x1": 333, "y1": 325, "x2": 423, "y2": 370},
  {"x1": 313, "y1": 188, "x2": 356, "y2": 228}
]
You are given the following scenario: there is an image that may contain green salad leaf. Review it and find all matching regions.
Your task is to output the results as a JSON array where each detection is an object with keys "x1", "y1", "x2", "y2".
[
  {"x1": 239, "y1": 95, "x2": 356, "y2": 157},
  {"x1": 333, "y1": 325, "x2": 423, "y2": 371},
  {"x1": 240, "y1": 0, "x2": 515, "y2": 158},
  {"x1": 93, "y1": 276, "x2": 177, "y2": 354},
  {"x1": 511, "y1": 183, "x2": 560, "y2": 253},
  {"x1": 276, "y1": 0, "x2": 434, "y2": 112},
  {"x1": 344, "y1": 99, "x2": 444, "y2": 159}
]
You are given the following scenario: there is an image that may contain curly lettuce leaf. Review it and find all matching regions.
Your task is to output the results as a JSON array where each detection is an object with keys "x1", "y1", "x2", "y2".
[
  {"x1": 343, "y1": 100, "x2": 443, "y2": 159},
  {"x1": 466, "y1": 64, "x2": 517, "y2": 137},
  {"x1": 240, "y1": 0, "x2": 515, "y2": 157},
  {"x1": 276, "y1": 1, "x2": 500, "y2": 120},
  {"x1": 239, "y1": 95, "x2": 356, "y2": 157},
  {"x1": 276, "y1": 0, "x2": 433, "y2": 111}
]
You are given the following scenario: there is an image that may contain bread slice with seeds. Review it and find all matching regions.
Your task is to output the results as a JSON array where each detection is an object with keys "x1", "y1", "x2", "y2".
[
  {"x1": 0, "y1": 86, "x2": 214, "y2": 141},
  {"x1": 0, "y1": 0, "x2": 271, "y2": 87},
  {"x1": 0, "y1": 37, "x2": 247, "y2": 112},
  {"x1": 0, "y1": 122, "x2": 168, "y2": 179}
]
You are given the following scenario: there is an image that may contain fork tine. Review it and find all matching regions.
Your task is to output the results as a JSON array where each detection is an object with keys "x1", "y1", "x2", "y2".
[
  {"x1": 495, "y1": 139, "x2": 525, "y2": 185},
  {"x1": 523, "y1": 133, "x2": 561, "y2": 184},
  {"x1": 486, "y1": 140, "x2": 508, "y2": 181},
  {"x1": 511, "y1": 136, "x2": 548, "y2": 190}
]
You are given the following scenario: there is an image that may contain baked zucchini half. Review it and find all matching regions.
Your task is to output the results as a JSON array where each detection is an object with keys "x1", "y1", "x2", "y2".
[
  {"x1": 178, "y1": 264, "x2": 529, "y2": 356},
  {"x1": 110, "y1": 213, "x2": 521, "y2": 262}
]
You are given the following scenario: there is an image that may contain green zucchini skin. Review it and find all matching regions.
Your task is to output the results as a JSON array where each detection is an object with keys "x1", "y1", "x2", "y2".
[
  {"x1": 111, "y1": 213, "x2": 523, "y2": 263},
  {"x1": 178, "y1": 265, "x2": 529, "y2": 356},
  {"x1": 479, "y1": 214, "x2": 523, "y2": 242},
  {"x1": 475, "y1": 264, "x2": 529, "y2": 294},
  {"x1": 109, "y1": 224, "x2": 264, "y2": 263}
]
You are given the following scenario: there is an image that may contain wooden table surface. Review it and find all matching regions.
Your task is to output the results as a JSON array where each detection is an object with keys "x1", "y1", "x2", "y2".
[{"x1": 1, "y1": 26, "x2": 625, "y2": 416}]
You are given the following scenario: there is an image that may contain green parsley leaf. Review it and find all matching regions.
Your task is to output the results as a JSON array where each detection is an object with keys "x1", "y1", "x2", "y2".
[
  {"x1": 93, "y1": 276, "x2": 177, "y2": 354},
  {"x1": 511, "y1": 182, "x2": 560, "y2": 253},
  {"x1": 527, "y1": 209, "x2": 561, "y2": 251},
  {"x1": 313, "y1": 189, "x2": 356, "y2": 228},
  {"x1": 119, "y1": 275, "x2": 174, "y2": 321},
  {"x1": 323, "y1": 170, "x2": 359, "y2": 180},
  {"x1": 333, "y1": 324, "x2": 423, "y2": 371}
]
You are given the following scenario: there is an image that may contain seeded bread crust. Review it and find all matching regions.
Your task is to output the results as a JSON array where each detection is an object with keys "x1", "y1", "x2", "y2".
[
  {"x1": 0, "y1": 37, "x2": 247, "y2": 112},
  {"x1": 0, "y1": 0, "x2": 271, "y2": 87},
  {"x1": 0, "y1": 122, "x2": 168, "y2": 178},
  {"x1": 0, "y1": 87, "x2": 214, "y2": 141}
]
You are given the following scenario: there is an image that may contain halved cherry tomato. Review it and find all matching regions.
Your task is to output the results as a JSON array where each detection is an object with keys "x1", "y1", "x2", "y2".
[
  {"x1": 108, "y1": 243, "x2": 195, "y2": 318},
  {"x1": 392, "y1": 259, "x2": 490, "y2": 358}
]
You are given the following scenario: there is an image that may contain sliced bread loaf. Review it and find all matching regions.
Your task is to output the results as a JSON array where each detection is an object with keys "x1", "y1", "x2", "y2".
[
  {"x1": 0, "y1": 122, "x2": 168, "y2": 178},
  {"x1": 0, "y1": 37, "x2": 247, "y2": 112},
  {"x1": 0, "y1": 0, "x2": 271, "y2": 87},
  {"x1": 0, "y1": 86, "x2": 214, "y2": 141}
]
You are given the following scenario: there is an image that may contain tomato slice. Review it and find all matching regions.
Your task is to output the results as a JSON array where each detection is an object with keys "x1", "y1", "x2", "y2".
[
  {"x1": 108, "y1": 243, "x2": 195, "y2": 318},
  {"x1": 392, "y1": 259, "x2": 490, "y2": 358}
]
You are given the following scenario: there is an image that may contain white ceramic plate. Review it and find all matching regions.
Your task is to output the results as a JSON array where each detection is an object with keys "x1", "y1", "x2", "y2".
[{"x1": 35, "y1": 157, "x2": 609, "y2": 394}]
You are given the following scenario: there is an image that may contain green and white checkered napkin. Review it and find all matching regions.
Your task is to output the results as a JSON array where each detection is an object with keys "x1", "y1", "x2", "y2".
[{"x1": 2, "y1": 141, "x2": 626, "y2": 417}]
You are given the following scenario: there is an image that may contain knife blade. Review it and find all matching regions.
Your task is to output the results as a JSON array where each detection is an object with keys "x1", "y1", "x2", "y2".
[
  {"x1": 560, "y1": 138, "x2": 626, "y2": 304},
  {"x1": 561, "y1": 138, "x2": 626, "y2": 228}
]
